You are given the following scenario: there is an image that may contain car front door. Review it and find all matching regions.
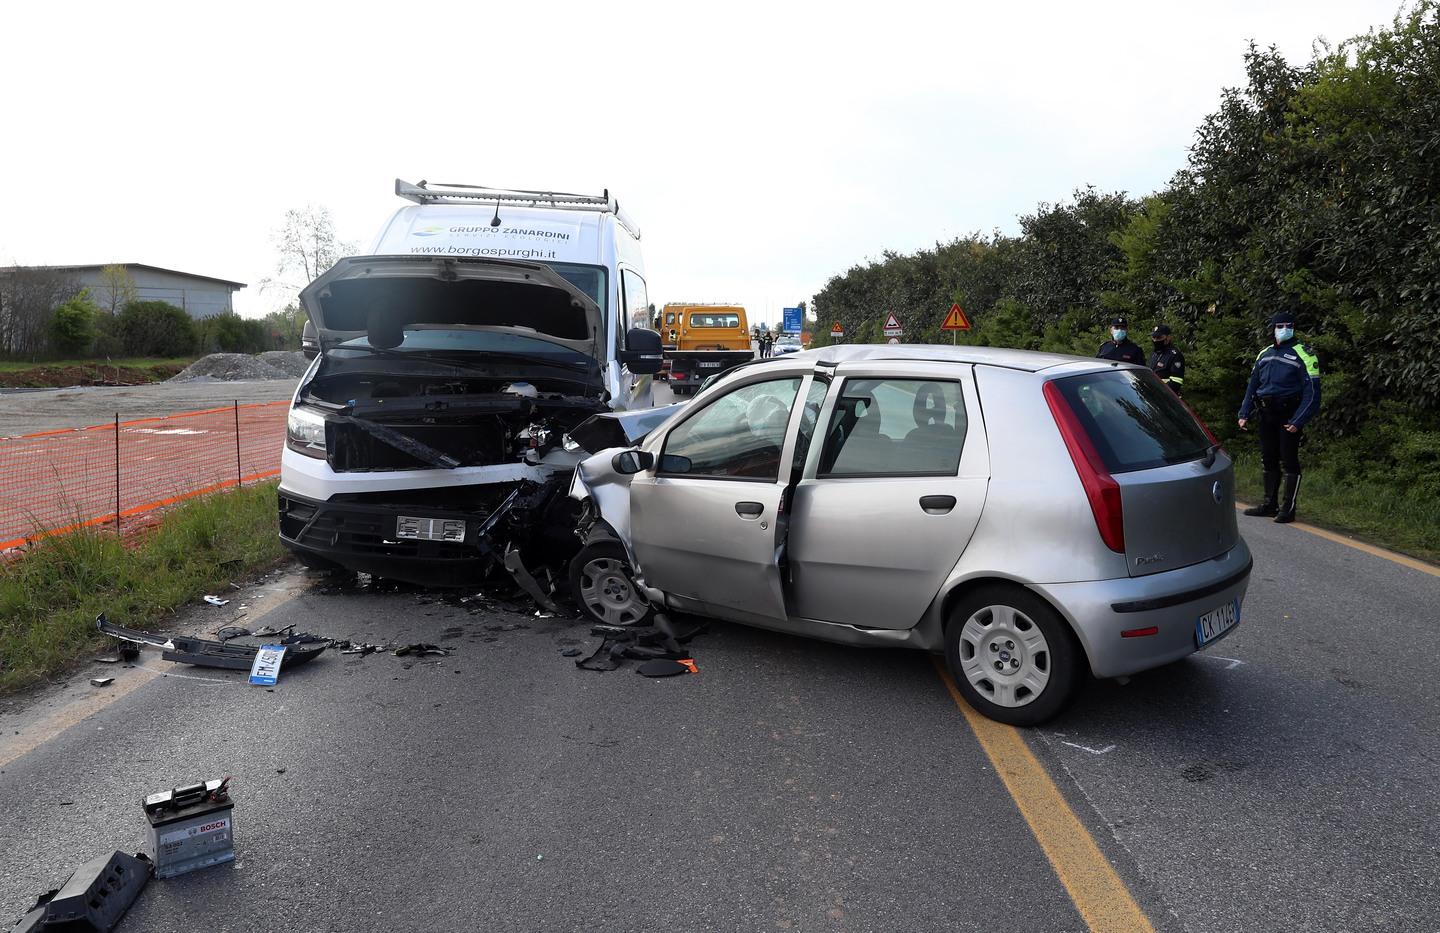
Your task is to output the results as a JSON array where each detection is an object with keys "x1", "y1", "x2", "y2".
[
  {"x1": 628, "y1": 372, "x2": 815, "y2": 623},
  {"x1": 786, "y1": 362, "x2": 989, "y2": 629}
]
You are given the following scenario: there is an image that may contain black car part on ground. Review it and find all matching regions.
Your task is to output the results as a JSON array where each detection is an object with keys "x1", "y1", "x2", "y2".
[
  {"x1": 14, "y1": 850, "x2": 152, "y2": 933},
  {"x1": 96, "y1": 615, "x2": 328, "y2": 671},
  {"x1": 575, "y1": 613, "x2": 705, "y2": 673}
]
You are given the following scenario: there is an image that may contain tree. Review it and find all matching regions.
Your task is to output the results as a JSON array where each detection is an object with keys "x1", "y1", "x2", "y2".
[
  {"x1": 116, "y1": 301, "x2": 196, "y2": 357},
  {"x1": 48, "y1": 289, "x2": 100, "y2": 356},
  {"x1": 96, "y1": 264, "x2": 138, "y2": 315},
  {"x1": 263, "y1": 205, "x2": 356, "y2": 306},
  {"x1": 261, "y1": 305, "x2": 307, "y2": 350},
  {"x1": 0, "y1": 266, "x2": 82, "y2": 357}
]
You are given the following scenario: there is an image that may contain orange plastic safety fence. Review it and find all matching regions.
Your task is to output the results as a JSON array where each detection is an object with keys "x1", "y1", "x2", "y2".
[{"x1": 0, "y1": 400, "x2": 289, "y2": 552}]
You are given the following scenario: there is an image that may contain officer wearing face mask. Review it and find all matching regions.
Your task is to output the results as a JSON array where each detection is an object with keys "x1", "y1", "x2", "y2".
[
  {"x1": 1097, "y1": 317, "x2": 1144, "y2": 365},
  {"x1": 1148, "y1": 324, "x2": 1185, "y2": 395},
  {"x1": 1237, "y1": 312, "x2": 1321, "y2": 523}
]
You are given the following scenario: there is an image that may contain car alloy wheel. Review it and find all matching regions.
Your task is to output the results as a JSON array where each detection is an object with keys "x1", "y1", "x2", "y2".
[
  {"x1": 570, "y1": 541, "x2": 652, "y2": 627},
  {"x1": 957, "y1": 605, "x2": 1051, "y2": 708},
  {"x1": 944, "y1": 585, "x2": 1080, "y2": 726}
]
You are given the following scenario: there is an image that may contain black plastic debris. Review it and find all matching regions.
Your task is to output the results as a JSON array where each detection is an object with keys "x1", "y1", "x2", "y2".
[
  {"x1": 17, "y1": 850, "x2": 152, "y2": 932},
  {"x1": 96, "y1": 615, "x2": 327, "y2": 672},
  {"x1": 118, "y1": 644, "x2": 140, "y2": 662},
  {"x1": 394, "y1": 643, "x2": 450, "y2": 657},
  {"x1": 574, "y1": 613, "x2": 705, "y2": 674},
  {"x1": 90, "y1": 677, "x2": 114, "y2": 688},
  {"x1": 214, "y1": 626, "x2": 251, "y2": 642},
  {"x1": 637, "y1": 659, "x2": 691, "y2": 678},
  {"x1": 561, "y1": 648, "x2": 583, "y2": 658},
  {"x1": 503, "y1": 546, "x2": 561, "y2": 614}
]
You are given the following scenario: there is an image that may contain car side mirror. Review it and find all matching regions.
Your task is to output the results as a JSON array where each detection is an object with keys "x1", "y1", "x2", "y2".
[
  {"x1": 620, "y1": 328, "x2": 664, "y2": 374},
  {"x1": 612, "y1": 449, "x2": 655, "y2": 474}
]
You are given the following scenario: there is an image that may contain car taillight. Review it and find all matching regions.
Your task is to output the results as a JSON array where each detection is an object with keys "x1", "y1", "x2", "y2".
[{"x1": 1042, "y1": 381, "x2": 1125, "y2": 553}]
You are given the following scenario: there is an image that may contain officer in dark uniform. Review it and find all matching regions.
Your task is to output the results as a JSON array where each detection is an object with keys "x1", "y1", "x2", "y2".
[
  {"x1": 1097, "y1": 317, "x2": 1144, "y2": 365},
  {"x1": 1237, "y1": 311, "x2": 1321, "y2": 523},
  {"x1": 1148, "y1": 324, "x2": 1185, "y2": 395}
]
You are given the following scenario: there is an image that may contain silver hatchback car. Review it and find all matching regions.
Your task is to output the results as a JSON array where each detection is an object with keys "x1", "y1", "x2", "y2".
[{"x1": 567, "y1": 345, "x2": 1251, "y2": 725}]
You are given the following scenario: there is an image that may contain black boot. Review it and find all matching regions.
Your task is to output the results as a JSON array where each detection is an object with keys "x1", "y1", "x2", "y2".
[
  {"x1": 1274, "y1": 473, "x2": 1300, "y2": 524},
  {"x1": 1244, "y1": 471, "x2": 1280, "y2": 516}
]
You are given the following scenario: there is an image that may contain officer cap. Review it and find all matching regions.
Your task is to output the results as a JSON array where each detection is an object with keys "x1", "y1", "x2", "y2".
[
  {"x1": 1109, "y1": 316, "x2": 1128, "y2": 328},
  {"x1": 1151, "y1": 324, "x2": 1172, "y2": 337},
  {"x1": 1267, "y1": 311, "x2": 1296, "y2": 327}
]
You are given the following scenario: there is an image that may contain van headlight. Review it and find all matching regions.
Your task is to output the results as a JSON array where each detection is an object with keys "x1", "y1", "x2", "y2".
[{"x1": 286, "y1": 406, "x2": 329, "y2": 458}]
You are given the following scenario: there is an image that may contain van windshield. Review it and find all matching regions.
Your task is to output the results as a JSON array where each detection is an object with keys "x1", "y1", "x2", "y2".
[
  {"x1": 549, "y1": 263, "x2": 607, "y2": 316},
  {"x1": 1049, "y1": 369, "x2": 1211, "y2": 473},
  {"x1": 690, "y1": 312, "x2": 741, "y2": 327}
]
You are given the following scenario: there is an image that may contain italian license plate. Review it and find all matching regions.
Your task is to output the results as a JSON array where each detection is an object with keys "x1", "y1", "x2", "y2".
[
  {"x1": 396, "y1": 516, "x2": 466, "y2": 543},
  {"x1": 698, "y1": 361, "x2": 722, "y2": 368},
  {"x1": 1195, "y1": 599, "x2": 1239, "y2": 647}
]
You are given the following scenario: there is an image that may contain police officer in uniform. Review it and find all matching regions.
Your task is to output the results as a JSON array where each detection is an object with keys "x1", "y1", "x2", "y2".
[
  {"x1": 1237, "y1": 311, "x2": 1321, "y2": 523},
  {"x1": 1148, "y1": 324, "x2": 1185, "y2": 395},
  {"x1": 1097, "y1": 317, "x2": 1144, "y2": 365}
]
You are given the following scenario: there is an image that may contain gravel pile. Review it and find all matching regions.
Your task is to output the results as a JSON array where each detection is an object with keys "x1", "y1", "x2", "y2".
[
  {"x1": 257, "y1": 350, "x2": 311, "y2": 377},
  {"x1": 169, "y1": 353, "x2": 291, "y2": 383}
]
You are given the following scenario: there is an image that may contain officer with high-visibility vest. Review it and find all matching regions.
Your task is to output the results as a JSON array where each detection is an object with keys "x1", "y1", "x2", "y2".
[
  {"x1": 1148, "y1": 324, "x2": 1185, "y2": 395},
  {"x1": 1237, "y1": 311, "x2": 1321, "y2": 523}
]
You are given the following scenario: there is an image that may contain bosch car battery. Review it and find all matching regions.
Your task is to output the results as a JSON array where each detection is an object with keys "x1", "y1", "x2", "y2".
[{"x1": 143, "y1": 778, "x2": 235, "y2": 878}]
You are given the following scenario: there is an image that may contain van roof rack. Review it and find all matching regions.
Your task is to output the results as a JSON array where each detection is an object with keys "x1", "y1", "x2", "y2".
[{"x1": 394, "y1": 179, "x2": 640, "y2": 239}]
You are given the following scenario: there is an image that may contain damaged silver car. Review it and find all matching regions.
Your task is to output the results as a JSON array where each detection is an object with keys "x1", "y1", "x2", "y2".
[{"x1": 568, "y1": 345, "x2": 1251, "y2": 725}]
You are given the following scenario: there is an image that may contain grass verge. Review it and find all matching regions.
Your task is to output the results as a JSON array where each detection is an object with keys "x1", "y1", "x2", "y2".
[
  {"x1": 0, "y1": 482, "x2": 285, "y2": 692},
  {"x1": 0, "y1": 357, "x2": 194, "y2": 387},
  {"x1": 1230, "y1": 448, "x2": 1440, "y2": 565}
]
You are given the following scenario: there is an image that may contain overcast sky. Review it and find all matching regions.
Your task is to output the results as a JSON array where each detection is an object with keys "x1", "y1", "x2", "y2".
[{"x1": 0, "y1": 0, "x2": 1405, "y2": 328}]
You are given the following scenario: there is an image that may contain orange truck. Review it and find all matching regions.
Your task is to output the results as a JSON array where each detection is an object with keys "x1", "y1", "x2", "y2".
[{"x1": 659, "y1": 303, "x2": 755, "y2": 395}]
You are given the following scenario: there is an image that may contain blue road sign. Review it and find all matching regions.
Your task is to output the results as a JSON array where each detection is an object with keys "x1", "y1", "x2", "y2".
[{"x1": 782, "y1": 307, "x2": 803, "y2": 334}]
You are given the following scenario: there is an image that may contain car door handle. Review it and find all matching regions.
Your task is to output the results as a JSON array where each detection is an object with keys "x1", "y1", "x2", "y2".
[
  {"x1": 919, "y1": 495, "x2": 957, "y2": 515},
  {"x1": 735, "y1": 501, "x2": 764, "y2": 518}
]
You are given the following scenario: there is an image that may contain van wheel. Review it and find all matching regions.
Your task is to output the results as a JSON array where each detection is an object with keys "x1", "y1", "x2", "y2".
[
  {"x1": 569, "y1": 541, "x2": 653, "y2": 627},
  {"x1": 944, "y1": 586, "x2": 1081, "y2": 726}
]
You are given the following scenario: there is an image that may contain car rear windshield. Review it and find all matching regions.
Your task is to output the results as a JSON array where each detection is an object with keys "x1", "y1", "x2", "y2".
[
  {"x1": 689, "y1": 313, "x2": 741, "y2": 327},
  {"x1": 1049, "y1": 370, "x2": 1211, "y2": 473}
]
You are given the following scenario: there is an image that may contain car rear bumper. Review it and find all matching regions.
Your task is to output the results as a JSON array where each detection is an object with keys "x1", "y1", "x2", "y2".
[{"x1": 1032, "y1": 539, "x2": 1252, "y2": 678}]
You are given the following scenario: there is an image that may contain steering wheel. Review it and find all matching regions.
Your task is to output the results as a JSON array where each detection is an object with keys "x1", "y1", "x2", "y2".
[{"x1": 913, "y1": 383, "x2": 948, "y2": 427}]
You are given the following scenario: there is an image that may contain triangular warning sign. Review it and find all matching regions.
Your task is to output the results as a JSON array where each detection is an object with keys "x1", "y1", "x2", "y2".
[
  {"x1": 941, "y1": 303, "x2": 972, "y2": 331},
  {"x1": 883, "y1": 313, "x2": 902, "y2": 330}
]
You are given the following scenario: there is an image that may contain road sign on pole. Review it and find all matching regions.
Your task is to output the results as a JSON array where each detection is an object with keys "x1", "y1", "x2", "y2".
[
  {"x1": 830, "y1": 321, "x2": 844, "y2": 339},
  {"x1": 882, "y1": 313, "x2": 903, "y2": 339},
  {"x1": 782, "y1": 307, "x2": 803, "y2": 335},
  {"x1": 941, "y1": 304, "x2": 971, "y2": 331}
]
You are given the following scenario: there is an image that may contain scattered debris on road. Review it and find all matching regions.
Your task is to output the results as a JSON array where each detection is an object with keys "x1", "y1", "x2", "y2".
[
  {"x1": 90, "y1": 677, "x2": 114, "y2": 687},
  {"x1": 13, "y1": 850, "x2": 153, "y2": 932},
  {"x1": 394, "y1": 643, "x2": 450, "y2": 657},
  {"x1": 575, "y1": 613, "x2": 705, "y2": 674},
  {"x1": 97, "y1": 614, "x2": 328, "y2": 673},
  {"x1": 202, "y1": 595, "x2": 229, "y2": 607}
]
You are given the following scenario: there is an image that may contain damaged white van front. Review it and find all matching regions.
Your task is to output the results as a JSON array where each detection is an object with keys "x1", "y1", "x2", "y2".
[{"x1": 278, "y1": 181, "x2": 662, "y2": 586}]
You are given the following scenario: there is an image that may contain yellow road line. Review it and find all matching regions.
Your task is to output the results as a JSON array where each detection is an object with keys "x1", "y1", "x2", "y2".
[
  {"x1": 1234, "y1": 503, "x2": 1440, "y2": 579},
  {"x1": 934, "y1": 658, "x2": 1155, "y2": 933}
]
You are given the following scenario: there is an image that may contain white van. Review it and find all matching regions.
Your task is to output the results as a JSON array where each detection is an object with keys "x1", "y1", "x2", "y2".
[{"x1": 278, "y1": 179, "x2": 663, "y2": 586}]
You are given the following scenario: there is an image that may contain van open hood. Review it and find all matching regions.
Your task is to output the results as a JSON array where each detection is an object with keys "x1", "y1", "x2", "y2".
[{"x1": 300, "y1": 256, "x2": 604, "y2": 362}]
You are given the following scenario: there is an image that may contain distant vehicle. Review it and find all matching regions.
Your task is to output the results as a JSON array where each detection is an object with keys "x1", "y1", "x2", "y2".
[
  {"x1": 277, "y1": 179, "x2": 662, "y2": 586},
  {"x1": 660, "y1": 303, "x2": 754, "y2": 396},
  {"x1": 568, "y1": 344, "x2": 1250, "y2": 725},
  {"x1": 774, "y1": 335, "x2": 802, "y2": 354}
]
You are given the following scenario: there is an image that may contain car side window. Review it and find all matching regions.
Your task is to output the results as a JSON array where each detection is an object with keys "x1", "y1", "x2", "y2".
[
  {"x1": 818, "y1": 378, "x2": 967, "y2": 476},
  {"x1": 661, "y1": 377, "x2": 802, "y2": 481}
]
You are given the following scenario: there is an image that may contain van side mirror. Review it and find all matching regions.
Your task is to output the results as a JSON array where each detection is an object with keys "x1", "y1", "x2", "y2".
[
  {"x1": 612, "y1": 450, "x2": 655, "y2": 474},
  {"x1": 620, "y1": 328, "x2": 664, "y2": 374}
]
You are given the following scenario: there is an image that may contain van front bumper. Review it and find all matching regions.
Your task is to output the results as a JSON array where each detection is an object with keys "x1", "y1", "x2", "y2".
[{"x1": 1033, "y1": 539, "x2": 1253, "y2": 678}]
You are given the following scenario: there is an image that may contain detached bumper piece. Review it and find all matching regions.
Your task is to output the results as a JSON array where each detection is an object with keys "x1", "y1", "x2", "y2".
[
  {"x1": 15, "y1": 850, "x2": 152, "y2": 932},
  {"x1": 96, "y1": 615, "x2": 327, "y2": 671}
]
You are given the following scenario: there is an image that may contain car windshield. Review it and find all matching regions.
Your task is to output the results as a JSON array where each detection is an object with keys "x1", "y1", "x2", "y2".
[
  {"x1": 332, "y1": 329, "x2": 595, "y2": 366},
  {"x1": 1050, "y1": 369, "x2": 1211, "y2": 473},
  {"x1": 548, "y1": 263, "x2": 606, "y2": 316}
]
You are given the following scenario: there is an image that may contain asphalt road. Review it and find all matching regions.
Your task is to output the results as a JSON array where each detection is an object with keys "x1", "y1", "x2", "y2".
[{"x1": 1, "y1": 516, "x2": 1437, "y2": 931}]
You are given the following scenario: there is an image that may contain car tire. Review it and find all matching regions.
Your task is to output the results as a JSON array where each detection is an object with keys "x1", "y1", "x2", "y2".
[
  {"x1": 944, "y1": 585, "x2": 1082, "y2": 726},
  {"x1": 568, "y1": 540, "x2": 654, "y2": 627}
]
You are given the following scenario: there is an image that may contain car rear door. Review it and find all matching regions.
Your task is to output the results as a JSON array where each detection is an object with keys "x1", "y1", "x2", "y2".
[
  {"x1": 628, "y1": 370, "x2": 816, "y2": 621},
  {"x1": 786, "y1": 361, "x2": 989, "y2": 629}
]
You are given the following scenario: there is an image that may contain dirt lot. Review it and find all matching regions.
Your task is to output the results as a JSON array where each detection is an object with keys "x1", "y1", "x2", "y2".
[
  {"x1": 0, "y1": 379, "x2": 300, "y2": 436},
  {"x1": 0, "y1": 362, "x2": 188, "y2": 389}
]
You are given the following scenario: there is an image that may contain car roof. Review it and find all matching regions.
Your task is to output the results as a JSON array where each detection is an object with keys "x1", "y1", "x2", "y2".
[{"x1": 788, "y1": 343, "x2": 1100, "y2": 373}]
